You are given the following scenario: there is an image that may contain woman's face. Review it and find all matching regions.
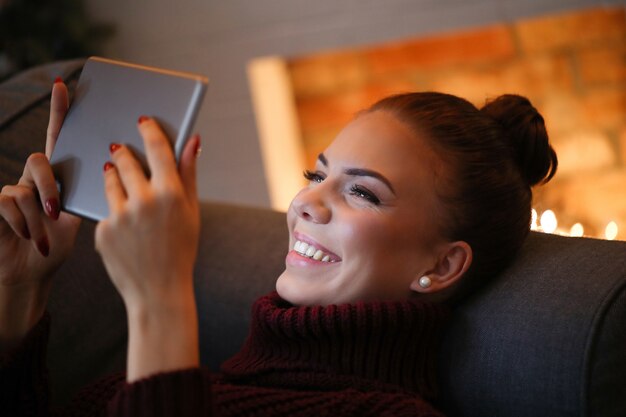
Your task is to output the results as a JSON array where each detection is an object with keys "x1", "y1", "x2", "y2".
[{"x1": 276, "y1": 110, "x2": 449, "y2": 306}]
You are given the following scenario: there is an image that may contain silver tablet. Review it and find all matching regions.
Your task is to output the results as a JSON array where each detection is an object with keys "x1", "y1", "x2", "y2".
[{"x1": 50, "y1": 56, "x2": 208, "y2": 221}]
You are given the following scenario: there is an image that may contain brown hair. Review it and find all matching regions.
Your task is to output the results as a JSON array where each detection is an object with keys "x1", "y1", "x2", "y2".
[{"x1": 368, "y1": 92, "x2": 557, "y2": 302}]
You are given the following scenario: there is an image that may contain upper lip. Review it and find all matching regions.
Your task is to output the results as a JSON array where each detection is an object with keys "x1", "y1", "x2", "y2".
[{"x1": 293, "y1": 231, "x2": 342, "y2": 261}]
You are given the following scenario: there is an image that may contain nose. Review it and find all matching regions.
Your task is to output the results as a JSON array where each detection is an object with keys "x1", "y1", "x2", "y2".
[{"x1": 291, "y1": 185, "x2": 332, "y2": 224}]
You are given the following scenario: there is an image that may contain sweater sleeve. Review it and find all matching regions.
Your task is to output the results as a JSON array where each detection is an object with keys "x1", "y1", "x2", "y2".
[
  {"x1": 106, "y1": 367, "x2": 215, "y2": 416},
  {"x1": 0, "y1": 314, "x2": 51, "y2": 417},
  {"x1": 0, "y1": 314, "x2": 215, "y2": 417}
]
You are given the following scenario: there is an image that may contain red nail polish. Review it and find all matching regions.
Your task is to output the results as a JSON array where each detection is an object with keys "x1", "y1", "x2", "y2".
[
  {"x1": 104, "y1": 161, "x2": 115, "y2": 172},
  {"x1": 37, "y1": 236, "x2": 50, "y2": 257},
  {"x1": 45, "y1": 198, "x2": 60, "y2": 220},
  {"x1": 138, "y1": 115, "x2": 150, "y2": 124},
  {"x1": 193, "y1": 135, "x2": 202, "y2": 157},
  {"x1": 54, "y1": 76, "x2": 63, "y2": 84},
  {"x1": 109, "y1": 143, "x2": 121, "y2": 154}
]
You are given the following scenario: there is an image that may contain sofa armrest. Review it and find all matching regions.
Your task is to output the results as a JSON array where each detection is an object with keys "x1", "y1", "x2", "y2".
[{"x1": 439, "y1": 232, "x2": 626, "y2": 417}]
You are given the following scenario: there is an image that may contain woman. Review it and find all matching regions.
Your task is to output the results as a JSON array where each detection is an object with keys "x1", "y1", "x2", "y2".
[{"x1": 0, "y1": 78, "x2": 556, "y2": 416}]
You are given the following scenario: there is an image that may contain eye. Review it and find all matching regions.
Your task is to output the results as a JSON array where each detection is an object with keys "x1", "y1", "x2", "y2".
[
  {"x1": 349, "y1": 185, "x2": 380, "y2": 205},
  {"x1": 303, "y1": 170, "x2": 325, "y2": 183}
]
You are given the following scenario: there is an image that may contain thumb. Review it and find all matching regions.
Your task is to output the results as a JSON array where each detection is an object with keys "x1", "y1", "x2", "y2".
[{"x1": 179, "y1": 134, "x2": 200, "y2": 203}]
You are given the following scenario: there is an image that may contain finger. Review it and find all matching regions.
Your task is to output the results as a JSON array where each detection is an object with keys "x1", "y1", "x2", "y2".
[
  {"x1": 1, "y1": 185, "x2": 49, "y2": 256},
  {"x1": 179, "y1": 134, "x2": 200, "y2": 203},
  {"x1": 110, "y1": 144, "x2": 150, "y2": 200},
  {"x1": 137, "y1": 116, "x2": 178, "y2": 185},
  {"x1": 19, "y1": 153, "x2": 61, "y2": 220},
  {"x1": 102, "y1": 162, "x2": 126, "y2": 214},
  {"x1": 0, "y1": 193, "x2": 31, "y2": 239},
  {"x1": 46, "y1": 79, "x2": 69, "y2": 159}
]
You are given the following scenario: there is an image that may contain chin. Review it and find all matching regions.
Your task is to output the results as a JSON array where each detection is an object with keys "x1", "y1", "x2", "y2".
[
  {"x1": 275, "y1": 271, "x2": 323, "y2": 307},
  {"x1": 275, "y1": 271, "x2": 298, "y2": 305}
]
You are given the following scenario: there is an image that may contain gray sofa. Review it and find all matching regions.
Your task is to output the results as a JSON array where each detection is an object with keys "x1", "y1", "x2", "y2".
[{"x1": 1, "y1": 60, "x2": 625, "y2": 417}]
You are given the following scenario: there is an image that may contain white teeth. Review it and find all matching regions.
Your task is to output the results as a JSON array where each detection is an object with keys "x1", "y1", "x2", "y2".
[
  {"x1": 293, "y1": 239, "x2": 336, "y2": 262},
  {"x1": 295, "y1": 241, "x2": 308, "y2": 254}
]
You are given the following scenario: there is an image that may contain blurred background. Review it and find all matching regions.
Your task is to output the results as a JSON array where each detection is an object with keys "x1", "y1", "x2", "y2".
[{"x1": 1, "y1": 0, "x2": 625, "y2": 239}]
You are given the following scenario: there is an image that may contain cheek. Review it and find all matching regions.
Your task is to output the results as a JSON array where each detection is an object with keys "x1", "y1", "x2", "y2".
[
  {"x1": 339, "y1": 212, "x2": 414, "y2": 258},
  {"x1": 336, "y1": 212, "x2": 377, "y2": 248},
  {"x1": 335, "y1": 214, "x2": 425, "y2": 300},
  {"x1": 342, "y1": 210, "x2": 434, "y2": 273}
]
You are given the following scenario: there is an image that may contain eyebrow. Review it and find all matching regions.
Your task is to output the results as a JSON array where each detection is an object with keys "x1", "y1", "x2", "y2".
[{"x1": 317, "y1": 153, "x2": 396, "y2": 194}]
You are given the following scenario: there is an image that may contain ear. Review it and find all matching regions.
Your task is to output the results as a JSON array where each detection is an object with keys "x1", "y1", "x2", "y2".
[{"x1": 409, "y1": 241, "x2": 472, "y2": 294}]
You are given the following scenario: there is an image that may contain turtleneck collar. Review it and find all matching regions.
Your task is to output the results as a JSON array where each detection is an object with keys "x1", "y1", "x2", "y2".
[{"x1": 220, "y1": 292, "x2": 450, "y2": 400}]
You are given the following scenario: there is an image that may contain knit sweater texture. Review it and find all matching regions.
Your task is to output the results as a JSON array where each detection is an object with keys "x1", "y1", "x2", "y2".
[{"x1": 1, "y1": 292, "x2": 450, "y2": 416}]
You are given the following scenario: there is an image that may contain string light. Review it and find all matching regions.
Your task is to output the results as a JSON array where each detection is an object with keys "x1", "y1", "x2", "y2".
[
  {"x1": 605, "y1": 221, "x2": 618, "y2": 240},
  {"x1": 540, "y1": 210, "x2": 558, "y2": 234},
  {"x1": 531, "y1": 208, "x2": 621, "y2": 241},
  {"x1": 570, "y1": 223, "x2": 584, "y2": 237}
]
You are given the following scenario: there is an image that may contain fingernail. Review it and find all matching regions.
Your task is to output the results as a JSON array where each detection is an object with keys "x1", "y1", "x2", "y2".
[
  {"x1": 54, "y1": 76, "x2": 63, "y2": 84},
  {"x1": 103, "y1": 161, "x2": 115, "y2": 172},
  {"x1": 109, "y1": 143, "x2": 121, "y2": 154},
  {"x1": 138, "y1": 115, "x2": 150, "y2": 124},
  {"x1": 45, "y1": 198, "x2": 60, "y2": 220},
  {"x1": 22, "y1": 225, "x2": 31, "y2": 240},
  {"x1": 37, "y1": 236, "x2": 50, "y2": 257},
  {"x1": 193, "y1": 134, "x2": 202, "y2": 157}
]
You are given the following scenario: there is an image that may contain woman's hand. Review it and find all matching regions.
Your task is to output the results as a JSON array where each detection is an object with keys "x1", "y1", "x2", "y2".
[
  {"x1": 95, "y1": 117, "x2": 201, "y2": 382},
  {"x1": 0, "y1": 80, "x2": 81, "y2": 347}
]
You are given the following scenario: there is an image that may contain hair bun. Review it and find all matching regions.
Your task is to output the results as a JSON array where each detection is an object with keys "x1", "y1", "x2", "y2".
[{"x1": 481, "y1": 94, "x2": 557, "y2": 187}]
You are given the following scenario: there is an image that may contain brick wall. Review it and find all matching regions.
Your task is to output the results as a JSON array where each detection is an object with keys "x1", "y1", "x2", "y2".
[{"x1": 288, "y1": 6, "x2": 626, "y2": 239}]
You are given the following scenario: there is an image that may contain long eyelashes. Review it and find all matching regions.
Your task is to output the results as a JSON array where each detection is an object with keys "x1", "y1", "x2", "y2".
[
  {"x1": 303, "y1": 170, "x2": 381, "y2": 205},
  {"x1": 303, "y1": 170, "x2": 324, "y2": 183},
  {"x1": 349, "y1": 185, "x2": 380, "y2": 205}
]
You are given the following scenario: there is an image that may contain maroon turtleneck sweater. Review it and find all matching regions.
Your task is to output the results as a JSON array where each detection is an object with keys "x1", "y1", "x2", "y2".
[{"x1": 1, "y1": 292, "x2": 450, "y2": 416}]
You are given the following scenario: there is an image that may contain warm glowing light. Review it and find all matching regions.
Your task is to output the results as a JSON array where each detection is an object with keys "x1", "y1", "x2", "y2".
[
  {"x1": 540, "y1": 210, "x2": 558, "y2": 234},
  {"x1": 605, "y1": 221, "x2": 618, "y2": 240},
  {"x1": 530, "y1": 209, "x2": 538, "y2": 230},
  {"x1": 570, "y1": 223, "x2": 584, "y2": 237}
]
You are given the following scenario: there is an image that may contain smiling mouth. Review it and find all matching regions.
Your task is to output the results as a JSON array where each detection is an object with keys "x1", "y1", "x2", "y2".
[{"x1": 293, "y1": 240, "x2": 340, "y2": 263}]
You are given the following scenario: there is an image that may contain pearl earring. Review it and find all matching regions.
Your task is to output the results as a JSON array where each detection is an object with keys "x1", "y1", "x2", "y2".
[{"x1": 418, "y1": 276, "x2": 432, "y2": 289}]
